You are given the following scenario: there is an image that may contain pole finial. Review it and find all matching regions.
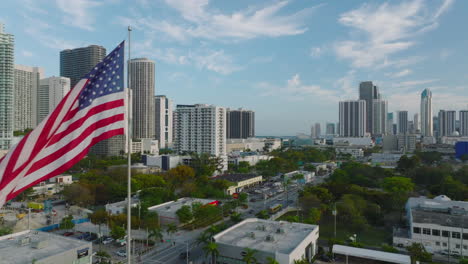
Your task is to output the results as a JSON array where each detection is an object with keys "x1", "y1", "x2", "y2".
[{"x1": 128, "y1": 26, "x2": 132, "y2": 31}]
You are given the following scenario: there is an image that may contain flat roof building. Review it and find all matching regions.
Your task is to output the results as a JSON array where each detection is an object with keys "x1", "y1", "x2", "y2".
[
  {"x1": 148, "y1": 197, "x2": 218, "y2": 226},
  {"x1": 332, "y1": 245, "x2": 411, "y2": 264},
  {"x1": 213, "y1": 173, "x2": 263, "y2": 195},
  {"x1": 0, "y1": 230, "x2": 93, "y2": 264},
  {"x1": 214, "y1": 218, "x2": 319, "y2": 264}
]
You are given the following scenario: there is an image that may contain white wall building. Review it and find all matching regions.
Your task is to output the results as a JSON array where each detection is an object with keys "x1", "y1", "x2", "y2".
[
  {"x1": 0, "y1": 230, "x2": 93, "y2": 264},
  {"x1": 14, "y1": 65, "x2": 44, "y2": 130},
  {"x1": 0, "y1": 24, "x2": 14, "y2": 150},
  {"x1": 132, "y1": 138, "x2": 159, "y2": 155},
  {"x1": 339, "y1": 100, "x2": 367, "y2": 137},
  {"x1": 214, "y1": 218, "x2": 319, "y2": 264},
  {"x1": 393, "y1": 195, "x2": 468, "y2": 255},
  {"x1": 333, "y1": 137, "x2": 373, "y2": 147},
  {"x1": 105, "y1": 198, "x2": 139, "y2": 215},
  {"x1": 228, "y1": 153, "x2": 272, "y2": 166},
  {"x1": 214, "y1": 173, "x2": 263, "y2": 195},
  {"x1": 226, "y1": 138, "x2": 281, "y2": 153},
  {"x1": 154, "y1": 95, "x2": 173, "y2": 149},
  {"x1": 175, "y1": 104, "x2": 227, "y2": 170},
  {"x1": 335, "y1": 147, "x2": 364, "y2": 159},
  {"x1": 143, "y1": 154, "x2": 192, "y2": 171},
  {"x1": 37, "y1": 76, "x2": 70, "y2": 125}
]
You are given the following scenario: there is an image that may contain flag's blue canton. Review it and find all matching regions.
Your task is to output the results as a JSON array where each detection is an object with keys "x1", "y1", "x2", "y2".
[{"x1": 79, "y1": 41, "x2": 125, "y2": 109}]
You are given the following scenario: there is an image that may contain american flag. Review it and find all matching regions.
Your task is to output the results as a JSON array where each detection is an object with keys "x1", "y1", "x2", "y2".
[{"x1": 0, "y1": 41, "x2": 126, "y2": 207}]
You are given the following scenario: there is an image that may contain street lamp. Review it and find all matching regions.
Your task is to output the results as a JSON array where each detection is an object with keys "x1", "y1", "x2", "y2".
[{"x1": 332, "y1": 203, "x2": 337, "y2": 238}]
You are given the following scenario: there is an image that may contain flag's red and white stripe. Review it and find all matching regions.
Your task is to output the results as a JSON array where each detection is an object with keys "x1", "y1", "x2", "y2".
[{"x1": 0, "y1": 79, "x2": 126, "y2": 207}]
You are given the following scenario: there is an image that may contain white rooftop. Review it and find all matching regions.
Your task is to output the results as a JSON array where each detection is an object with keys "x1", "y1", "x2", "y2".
[
  {"x1": 147, "y1": 197, "x2": 217, "y2": 214},
  {"x1": 333, "y1": 245, "x2": 411, "y2": 264},
  {"x1": 0, "y1": 230, "x2": 91, "y2": 264},
  {"x1": 407, "y1": 195, "x2": 468, "y2": 211},
  {"x1": 213, "y1": 218, "x2": 318, "y2": 254}
]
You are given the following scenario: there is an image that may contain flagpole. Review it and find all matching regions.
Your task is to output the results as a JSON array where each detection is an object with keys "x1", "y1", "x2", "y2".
[{"x1": 127, "y1": 25, "x2": 133, "y2": 264}]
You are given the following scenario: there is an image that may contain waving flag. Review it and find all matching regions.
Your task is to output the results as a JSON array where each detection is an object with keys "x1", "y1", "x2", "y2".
[{"x1": 0, "y1": 41, "x2": 126, "y2": 207}]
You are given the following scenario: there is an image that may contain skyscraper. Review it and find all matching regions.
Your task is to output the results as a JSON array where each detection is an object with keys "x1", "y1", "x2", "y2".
[
  {"x1": 359, "y1": 81, "x2": 380, "y2": 134},
  {"x1": 372, "y1": 99, "x2": 387, "y2": 135},
  {"x1": 0, "y1": 24, "x2": 14, "y2": 149},
  {"x1": 174, "y1": 104, "x2": 227, "y2": 169},
  {"x1": 339, "y1": 100, "x2": 366, "y2": 137},
  {"x1": 420, "y1": 88, "x2": 433, "y2": 137},
  {"x1": 155, "y1": 95, "x2": 173, "y2": 148},
  {"x1": 460, "y1": 110, "x2": 468, "y2": 136},
  {"x1": 226, "y1": 109, "x2": 255, "y2": 139},
  {"x1": 14, "y1": 65, "x2": 43, "y2": 130},
  {"x1": 326, "y1": 123, "x2": 336, "y2": 135},
  {"x1": 413, "y1": 113, "x2": 420, "y2": 133},
  {"x1": 60, "y1": 45, "x2": 106, "y2": 88},
  {"x1": 313, "y1": 123, "x2": 321, "y2": 139},
  {"x1": 397, "y1": 111, "x2": 408, "y2": 134},
  {"x1": 387, "y1": 113, "x2": 394, "y2": 135},
  {"x1": 438, "y1": 110, "x2": 456, "y2": 137},
  {"x1": 37, "y1": 76, "x2": 71, "y2": 124},
  {"x1": 129, "y1": 58, "x2": 155, "y2": 140}
]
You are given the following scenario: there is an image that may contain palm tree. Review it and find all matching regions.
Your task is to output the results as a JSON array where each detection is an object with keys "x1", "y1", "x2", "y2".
[
  {"x1": 242, "y1": 248, "x2": 258, "y2": 264},
  {"x1": 266, "y1": 256, "x2": 279, "y2": 264},
  {"x1": 166, "y1": 223, "x2": 178, "y2": 243},
  {"x1": 148, "y1": 227, "x2": 163, "y2": 243},
  {"x1": 196, "y1": 231, "x2": 211, "y2": 246},
  {"x1": 293, "y1": 258, "x2": 309, "y2": 264},
  {"x1": 203, "y1": 241, "x2": 219, "y2": 264}
]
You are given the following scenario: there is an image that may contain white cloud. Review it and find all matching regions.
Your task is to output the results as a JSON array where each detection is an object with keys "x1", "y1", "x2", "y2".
[
  {"x1": 123, "y1": 0, "x2": 321, "y2": 42},
  {"x1": 22, "y1": 15, "x2": 77, "y2": 50},
  {"x1": 55, "y1": 0, "x2": 102, "y2": 31},
  {"x1": 385, "y1": 69, "x2": 412, "y2": 78},
  {"x1": 21, "y1": 50, "x2": 33, "y2": 57},
  {"x1": 335, "y1": 0, "x2": 454, "y2": 68},
  {"x1": 258, "y1": 74, "x2": 338, "y2": 102},
  {"x1": 439, "y1": 48, "x2": 452, "y2": 60},
  {"x1": 395, "y1": 79, "x2": 439, "y2": 87},
  {"x1": 388, "y1": 89, "x2": 468, "y2": 114},
  {"x1": 310, "y1": 46, "x2": 324, "y2": 58}
]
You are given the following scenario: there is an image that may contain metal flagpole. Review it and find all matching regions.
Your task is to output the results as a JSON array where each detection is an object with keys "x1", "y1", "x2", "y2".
[{"x1": 127, "y1": 25, "x2": 133, "y2": 264}]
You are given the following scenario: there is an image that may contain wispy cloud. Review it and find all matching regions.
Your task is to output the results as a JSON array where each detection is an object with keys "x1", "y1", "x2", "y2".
[
  {"x1": 439, "y1": 48, "x2": 452, "y2": 60},
  {"x1": 385, "y1": 69, "x2": 412, "y2": 78},
  {"x1": 55, "y1": 0, "x2": 102, "y2": 31},
  {"x1": 310, "y1": 46, "x2": 324, "y2": 58},
  {"x1": 335, "y1": 0, "x2": 454, "y2": 68},
  {"x1": 21, "y1": 50, "x2": 33, "y2": 57},
  {"x1": 121, "y1": 0, "x2": 321, "y2": 42},
  {"x1": 257, "y1": 74, "x2": 338, "y2": 102},
  {"x1": 22, "y1": 15, "x2": 77, "y2": 50}
]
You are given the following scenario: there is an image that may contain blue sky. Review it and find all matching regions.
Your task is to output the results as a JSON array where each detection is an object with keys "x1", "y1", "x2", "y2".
[{"x1": 2, "y1": 0, "x2": 468, "y2": 136}]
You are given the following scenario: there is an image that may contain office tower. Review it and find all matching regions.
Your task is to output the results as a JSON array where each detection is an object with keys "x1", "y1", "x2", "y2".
[
  {"x1": 359, "y1": 81, "x2": 380, "y2": 134},
  {"x1": 0, "y1": 24, "x2": 14, "y2": 149},
  {"x1": 37, "y1": 77, "x2": 70, "y2": 124},
  {"x1": 326, "y1": 123, "x2": 335, "y2": 135},
  {"x1": 420, "y1": 89, "x2": 433, "y2": 137},
  {"x1": 174, "y1": 104, "x2": 227, "y2": 165},
  {"x1": 339, "y1": 100, "x2": 366, "y2": 137},
  {"x1": 313, "y1": 123, "x2": 321, "y2": 139},
  {"x1": 155, "y1": 95, "x2": 173, "y2": 148},
  {"x1": 397, "y1": 111, "x2": 408, "y2": 134},
  {"x1": 392, "y1": 124, "x2": 397, "y2": 135},
  {"x1": 372, "y1": 99, "x2": 387, "y2": 135},
  {"x1": 14, "y1": 65, "x2": 43, "y2": 130},
  {"x1": 172, "y1": 111, "x2": 178, "y2": 145},
  {"x1": 226, "y1": 108, "x2": 255, "y2": 139},
  {"x1": 129, "y1": 58, "x2": 155, "y2": 140},
  {"x1": 398, "y1": 134, "x2": 416, "y2": 153},
  {"x1": 438, "y1": 110, "x2": 456, "y2": 137},
  {"x1": 60, "y1": 45, "x2": 106, "y2": 88},
  {"x1": 387, "y1": 113, "x2": 394, "y2": 135},
  {"x1": 413, "y1": 113, "x2": 420, "y2": 133},
  {"x1": 460, "y1": 110, "x2": 468, "y2": 136}
]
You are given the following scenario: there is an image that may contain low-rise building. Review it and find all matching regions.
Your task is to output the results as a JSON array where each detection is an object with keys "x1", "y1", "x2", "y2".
[
  {"x1": 105, "y1": 198, "x2": 139, "y2": 215},
  {"x1": 132, "y1": 138, "x2": 159, "y2": 155},
  {"x1": 0, "y1": 230, "x2": 93, "y2": 264},
  {"x1": 332, "y1": 245, "x2": 411, "y2": 264},
  {"x1": 226, "y1": 138, "x2": 281, "y2": 153},
  {"x1": 32, "y1": 174, "x2": 74, "y2": 196},
  {"x1": 213, "y1": 173, "x2": 263, "y2": 195},
  {"x1": 397, "y1": 134, "x2": 416, "y2": 153},
  {"x1": 142, "y1": 154, "x2": 192, "y2": 170},
  {"x1": 147, "y1": 197, "x2": 218, "y2": 226},
  {"x1": 440, "y1": 136, "x2": 468, "y2": 145},
  {"x1": 228, "y1": 152, "x2": 272, "y2": 166},
  {"x1": 283, "y1": 170, "x2": 314, "y2": 184},
  {"x1": 371, "y1": 153, "x2": 404, "y2": 168},
  {"x1": 393, "y1": 195, "x2": 468, "y2": 254},
  {"x1": 335, "y1": 147, "x2": 364, "y2": 159},
  {"x1": 213, "y1": 218, "x2": 319, "y2": 264},
  {"x1": 333, "y1": 137, "x2": 373, "y2": 147}
]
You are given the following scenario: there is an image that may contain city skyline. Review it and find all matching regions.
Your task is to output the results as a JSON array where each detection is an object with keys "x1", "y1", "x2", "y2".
[{"x1": 2, "y1": 0, "x2": 468, "y2": 135}]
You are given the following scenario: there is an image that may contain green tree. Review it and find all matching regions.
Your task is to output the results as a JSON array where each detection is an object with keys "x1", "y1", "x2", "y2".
[
  {"x1": 62, "y1": 183, "x2": 94, "y2": 207},
  {"x1": 149, "y1": 227, "x2": 163, "y2": 243},
  {"x1": 406, "y1": 243, "x2": 432, "y2": 264},
  {"x1": 306, "y1": 208, "x2": 322, "y2": 224},
  {"x1": 166, "y1": 223, "x2": 178, "y2": 241},
  {"x1": 397, "y1": 155, "x2": 420, "y2": 172},
  {"x1": 266, "y1": 257, "x2": 279, "y2": 264},
  {"x1": 89, "y1": 210, "x2": 109, "y2": 241},
  {"x1": 203, "y1": 241, "x2": 219, "y2": 264},
  {"x1": 459, "y1": 258, "x2": 468, "y2": 264},
  {"x1": 303, "y1": 164, "x2": 316, "y2": 172},
  {"x1": 176, "y1": 205, "x2": 194, "y2": 224},
  {"x1": 293, "y1": 258, "x2": 309, "y2": 264},
  {"x1": 59, "y1": 215, "x2": 75, "y2": 230},
  {"x1": 16, "y1": 187, "x2": 34, "y2": 201},
  {"x1": 0, "y1": 227, "x2": 12, "y2": 236},
  {"x1": 238, "y1": 192, "x2": 248, "y2": 204},
  {"x1": 382, "y1": 177, "x2": 414, "y2": 194},
  {"x1": 110, "y1": 225, "x2": 125, "y2": 239},
  {"x1": 242, "y1": 248, "x2": 258, "y2": 264},
  {"x1": 256, "y1": 210, "x2": 269, "y2": 219}
]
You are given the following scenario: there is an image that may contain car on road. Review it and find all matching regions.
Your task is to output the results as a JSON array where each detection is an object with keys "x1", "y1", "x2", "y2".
[
  {"x1": 179, "y1": 252, "x2": 191, "y2": 259},
  {"x1": 102, "y1": 237, "x2": 114, "y2": 245},
  {"x1": 116, "y1": 249, "x2": 127, "y2": 257},
  {"x1": 277, "y1": 198, "x2": 283, "y2": 201},
  {"x1": 63, "y1": 232, "x2": 74, "y2": 237}
]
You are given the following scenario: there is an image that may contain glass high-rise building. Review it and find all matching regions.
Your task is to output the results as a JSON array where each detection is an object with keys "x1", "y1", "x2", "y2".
[
  {"x1": 226, "y1": 108, "x2": 255, "y2": 139},
  {"x1": 37, "y1": 76, "x2": 70, "y2": 125},
  {"x1": 420, "y1": 88, "x2": 433, "y2": 137},
  {"x1": 14, "y1": 65, "x2": 43, "y2": 130},
  {"x1": 372, "y1": 99, "x2": 388, "y2": 135},
  {"x1": 129, "y1": 58, "x2": 155, "y2": 140},
  {"x1": 339, "y1": 100, "x2": 366, "y2": 137},
  {"x1": 359, "y1": 81, "x2": 380, "y2": 134},
  {"x1": 0, "y1": 24, "x2": 14, "y2": 149},
  {"x1": 60, "y1": 45, "x2": 106, "y2": 88},
  {"x1": 460, "y1": 110, "x2": 468, "y2": 137},
  {"x1": 397, "y1": 111, "x2": 408, "y2": 134},
  {"x1": 155, "y1": 95, "x2": 173, "y2": 148},
  {"x1": 438, "y1": 110, "x2": 456, "y2": 137}
]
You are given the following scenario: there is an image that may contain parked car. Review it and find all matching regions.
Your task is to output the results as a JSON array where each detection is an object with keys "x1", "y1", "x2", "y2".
[
  {"x1": 102, "y1": 237, "x2": 114, "y2": 245},
  {"x1": 116, "y1": 250, "x2": 127, "y2": 257},
  {"x1": 85, "y1": 233, "x2": 97, "y2": 241},
  {"x1": 63, "y1": 232, "x2": 74, "y2": 237},
  {"x1": 179, "y1": 252, "x2": 190, "y2": 259}
]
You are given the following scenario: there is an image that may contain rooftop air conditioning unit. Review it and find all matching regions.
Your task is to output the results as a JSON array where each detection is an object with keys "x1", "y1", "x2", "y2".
[
  {"x1": 266, "y1": 235, "x2": 275, "y2": 242},
  {"x1": 248, "y1": 232, "x2": 255, "y2": 239}
]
